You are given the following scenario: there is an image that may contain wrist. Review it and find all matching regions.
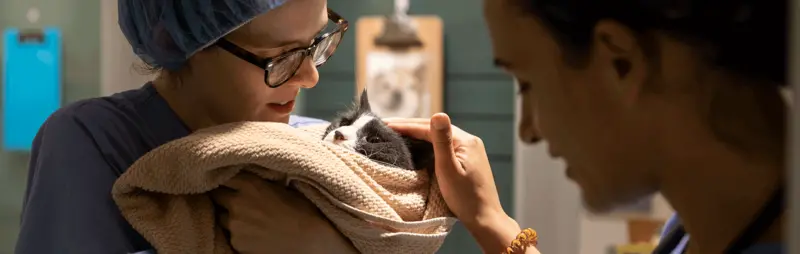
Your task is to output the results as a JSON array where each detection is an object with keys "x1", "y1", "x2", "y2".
[{"x1": 463, "y1": 210, "x2": 522, "y2": 253}]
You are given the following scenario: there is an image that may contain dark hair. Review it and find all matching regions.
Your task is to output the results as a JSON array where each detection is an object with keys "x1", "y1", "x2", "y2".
[
  {"x1": 517, "y1": 0, "x2": 788, "y2": 86},
  {"x1": 133, "y1": 60, "x2": 162, "y2": 76}
]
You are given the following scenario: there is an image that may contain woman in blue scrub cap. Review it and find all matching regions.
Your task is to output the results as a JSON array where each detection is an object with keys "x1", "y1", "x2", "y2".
[{"x1": 15, "y1": 0, "x2": 349, "y2": 253}]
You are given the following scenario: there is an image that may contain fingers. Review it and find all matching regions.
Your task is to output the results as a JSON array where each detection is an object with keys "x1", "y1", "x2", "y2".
[
  {"x1": 385, "y1": 122, "x2": 432, "y2": 142},
  {"x1": 429, "y1": 113, "x2": 453, "y2": 147},
  {"x1": 382, "y1": 117, "x2": 431, "y2": 124},
  {"x1": 212, "y1": 171, "x2": 270, "y2": 209},
  {"x1": 428, "y1": 113, "x2": 463, "y2": 177},
  {"x1": 386, "y1": 115, "x2": 464, "y2": 142},
  {"x1": 429, "y1": 113, "x2": 456, "y2": 152},
  {"x1": 209, "y1": 185, "x2": 238, "y2": 210},
  {"x1": 386, "y1": 114, "x2": 466, "y2": 175},
  {"x1": 217, "y1": 209, "x2": 231, "y2": 230},
  {"x1": 220, "y1": 171, "x2": 264, "y2": 190}
]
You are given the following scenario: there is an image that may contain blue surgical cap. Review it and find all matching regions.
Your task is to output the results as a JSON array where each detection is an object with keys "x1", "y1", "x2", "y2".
[{"x1": 118, "y1": 0, "x2": 288, "y2": 70}]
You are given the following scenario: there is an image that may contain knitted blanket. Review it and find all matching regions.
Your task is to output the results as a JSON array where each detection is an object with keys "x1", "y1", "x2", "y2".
[{"x1": 111, "y1": 121, "x2": 456, "y2": 254}]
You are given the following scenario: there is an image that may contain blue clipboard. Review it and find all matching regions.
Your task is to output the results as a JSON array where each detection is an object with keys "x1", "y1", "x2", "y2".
[{"x1": 2, "y1": 27, "x2": 62, "y2": 151}]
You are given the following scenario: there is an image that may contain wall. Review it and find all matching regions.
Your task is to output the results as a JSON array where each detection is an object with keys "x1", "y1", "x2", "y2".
[
  {"x1": 99, "y1": 0, "x2": 153, "y2": 96},
  {"x1": 0, "y1": 0, "x2": 101, "y2": 251},
  {"x1": 305, "y1": 1, "x2": 515, "y2": 253}
]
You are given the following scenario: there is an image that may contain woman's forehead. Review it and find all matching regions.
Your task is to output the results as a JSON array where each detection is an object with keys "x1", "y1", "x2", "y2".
[
  {"x1": 484, "y1": 0, "x2": 552, "y2": 71},
  {"x1": 228, "y1": 0, "x2": 328, "y2": 48}
]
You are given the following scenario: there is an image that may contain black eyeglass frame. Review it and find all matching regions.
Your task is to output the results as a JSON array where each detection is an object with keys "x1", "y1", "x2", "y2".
[{"x1": 215, "y1": 8, "x2": 349, "y2": 88}]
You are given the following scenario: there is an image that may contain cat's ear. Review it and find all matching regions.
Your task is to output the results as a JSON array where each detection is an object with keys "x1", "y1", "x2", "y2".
[{"x1": 358, "y1": 88, "x2": 371, "y2": 112}]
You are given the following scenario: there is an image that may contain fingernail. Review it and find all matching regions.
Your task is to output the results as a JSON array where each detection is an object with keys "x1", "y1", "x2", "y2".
[{"x1": 433, "y1": 118, "x2": 447, "y2": 130}]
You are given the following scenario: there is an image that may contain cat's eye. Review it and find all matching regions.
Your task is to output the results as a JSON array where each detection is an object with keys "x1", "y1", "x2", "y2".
[{"x1": 367, "y1": 136, "x2": 382, "y2": 143}]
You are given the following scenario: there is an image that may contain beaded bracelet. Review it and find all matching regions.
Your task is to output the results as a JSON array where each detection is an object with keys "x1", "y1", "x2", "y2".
[{"x1": 504, "y1": 228, "x2": 538, "y2": 254}]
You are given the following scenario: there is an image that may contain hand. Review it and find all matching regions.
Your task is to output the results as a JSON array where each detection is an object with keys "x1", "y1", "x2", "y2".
[
  {"x1": 385, "y1": 113, "x2": 522, "y2": 253},
  {"x1": 210, "y1": 172, "x2": 358, "y2": 254}
]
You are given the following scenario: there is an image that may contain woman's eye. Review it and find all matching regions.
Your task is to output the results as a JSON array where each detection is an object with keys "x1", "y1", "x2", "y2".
[{"x1": 367, "y1": 136, "x2": 382, "y2": 143}]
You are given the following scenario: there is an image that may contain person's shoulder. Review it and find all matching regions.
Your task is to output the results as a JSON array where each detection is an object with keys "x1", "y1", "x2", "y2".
[
  {"x1": 34, "y1": 86, "x2": 161, "y2": 160},
  {"x1": 40, "y1": 96, "x2": 131, "y2": 136},
  {"x1": 42, "y1": 85, "x2": 158, "y2": 136},
  {"x1": 31, "y1": 88, "x2": 161, "y2": 175}
]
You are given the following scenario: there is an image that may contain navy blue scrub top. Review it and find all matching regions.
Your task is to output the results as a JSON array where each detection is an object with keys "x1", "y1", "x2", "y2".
[{"x1": 14, "y1": 82, "x2": 327, "y2": 254}]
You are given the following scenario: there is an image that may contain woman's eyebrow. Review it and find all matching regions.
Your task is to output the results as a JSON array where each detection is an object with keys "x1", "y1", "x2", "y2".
[{"x1": 269, "y1": 22, "x2": 329, "y2": 47}]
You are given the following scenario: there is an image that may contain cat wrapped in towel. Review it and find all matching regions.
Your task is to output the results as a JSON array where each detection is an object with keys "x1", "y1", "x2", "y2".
[
  {"x1": 111, "y1": 89, "x2": 456, "y2": 254},
  {"x1": 322, "y1": 88, "x2": 436, "y2": 172}
]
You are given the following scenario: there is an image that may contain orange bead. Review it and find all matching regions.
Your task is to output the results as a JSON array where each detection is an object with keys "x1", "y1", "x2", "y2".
[{"x1": 503, "y1": 228, "x2": 539, "y2": 253}]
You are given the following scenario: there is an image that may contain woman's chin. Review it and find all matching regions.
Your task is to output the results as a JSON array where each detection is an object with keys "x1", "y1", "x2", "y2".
[
  {"x1": 254, "y1": 112, "x2": 291, "y2": 124},
  {"x1": 579, "y1": 189, "x2": 618, "y2": 215}
]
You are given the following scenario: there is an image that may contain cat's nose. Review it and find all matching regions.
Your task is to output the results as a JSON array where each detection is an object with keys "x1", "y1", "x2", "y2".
[{"x1": 334, "y1": 130, "x2": 346, "y2": 141}]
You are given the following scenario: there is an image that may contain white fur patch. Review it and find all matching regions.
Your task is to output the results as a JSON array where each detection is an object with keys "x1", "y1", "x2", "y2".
[{"x1": 323, "y1": 115, "x2": 376, "y2": 151}]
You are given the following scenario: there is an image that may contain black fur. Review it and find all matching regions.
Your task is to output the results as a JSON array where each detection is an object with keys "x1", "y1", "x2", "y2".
[{"x1": 323, "y1": 89, "x2": 435, "y2": 171}]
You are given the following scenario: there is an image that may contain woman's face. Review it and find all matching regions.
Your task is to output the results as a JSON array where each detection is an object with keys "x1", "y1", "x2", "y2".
[
  {"x1": 183, "y1": 0, "x2": 328, "y2": 124},
  {"x1": 483, "y1": 0, "x2": 666, "y2": 212}
]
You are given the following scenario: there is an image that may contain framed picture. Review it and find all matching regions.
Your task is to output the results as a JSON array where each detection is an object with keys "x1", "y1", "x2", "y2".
[
  {"x1": 355, "y1": 16, "x2": 443, "y2": 118},
  {"x1": 364, "y1": 51, "x2": 429, "y2": 117}
]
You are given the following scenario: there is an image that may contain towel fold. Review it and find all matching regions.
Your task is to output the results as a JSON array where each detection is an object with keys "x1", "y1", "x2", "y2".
[{"x1": 112, "y1": 121, "x2": 456, "y2": 254}]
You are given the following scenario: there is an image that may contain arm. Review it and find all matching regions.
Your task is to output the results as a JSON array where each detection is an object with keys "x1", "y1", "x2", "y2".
[
  {"x1": 15, "y1": 111, "x2": 150, "y2": 254},
  {"x1": 384, "y1": 115, "x2": 542, "y2": 254}
]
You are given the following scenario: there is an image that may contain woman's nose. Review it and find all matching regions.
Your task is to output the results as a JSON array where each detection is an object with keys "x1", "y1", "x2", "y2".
[
  {"x1": 285, "y1": 56, "x2": 319, "y2": 89},
  {"x1": 519, "y1": 97, "x2": 542, "y2": 144},
  {"x1": 519, "y1": 123, "x2": 542, "y2": 144}
]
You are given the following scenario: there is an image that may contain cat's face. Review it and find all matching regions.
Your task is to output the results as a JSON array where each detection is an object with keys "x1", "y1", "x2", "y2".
[{"x1": 323, "y1": 90, "x2": 416, "y2": 169}]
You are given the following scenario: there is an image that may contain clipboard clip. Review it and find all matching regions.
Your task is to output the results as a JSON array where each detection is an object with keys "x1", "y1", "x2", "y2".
[
  {"x1": 374, "y1": 0, "x2": 423, "y2": 49},
  {"x1": 18, "y1": 29, "x2": 45, "y2": 44}
]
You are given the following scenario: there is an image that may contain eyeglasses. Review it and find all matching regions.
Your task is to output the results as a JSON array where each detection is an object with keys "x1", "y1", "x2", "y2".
[{"x1": 215, "y1": 9, "x2": 349, "y2": 88}]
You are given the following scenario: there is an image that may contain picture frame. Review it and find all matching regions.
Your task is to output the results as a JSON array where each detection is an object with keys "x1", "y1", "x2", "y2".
[{"x1": 354, "y1": 16, "x2": 444, "y2": 118}]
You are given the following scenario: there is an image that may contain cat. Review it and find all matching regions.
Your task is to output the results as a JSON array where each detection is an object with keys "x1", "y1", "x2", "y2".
[{"x1": 322, "y1": 89, "x2": 435, "y2": 171}]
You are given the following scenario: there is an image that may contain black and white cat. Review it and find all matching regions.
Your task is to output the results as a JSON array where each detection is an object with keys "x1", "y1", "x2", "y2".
[{"x1": 322, "y1": 89, "x2": 434, "y2": 171}]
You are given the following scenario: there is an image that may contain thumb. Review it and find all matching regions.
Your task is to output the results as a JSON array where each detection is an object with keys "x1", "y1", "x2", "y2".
[{"x1": 430, "y1": 113, "x2": 460, "y2": 174}]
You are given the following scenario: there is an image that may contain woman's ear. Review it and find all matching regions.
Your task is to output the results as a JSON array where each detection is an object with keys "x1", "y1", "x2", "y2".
[{"x1": 591, "y1": 20, "x2": 649, "y2": 106}]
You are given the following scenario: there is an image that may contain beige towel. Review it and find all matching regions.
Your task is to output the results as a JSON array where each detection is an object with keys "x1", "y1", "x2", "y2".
[{"x1": 111, "y1": 121, "x2": 456, "y2": 254}]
